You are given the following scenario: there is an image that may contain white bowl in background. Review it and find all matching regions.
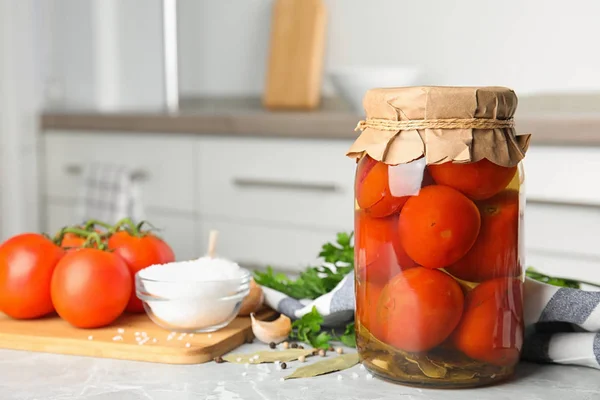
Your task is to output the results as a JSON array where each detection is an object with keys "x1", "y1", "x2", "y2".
[{"x1": 328, "y1": 66, "x2": 421, "y2": 113}]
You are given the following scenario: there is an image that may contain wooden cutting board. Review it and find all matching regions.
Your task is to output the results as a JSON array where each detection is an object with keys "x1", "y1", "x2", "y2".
[
  {"x1": 263, "y1": 0, "x2": 327, "y2": 110},
  {"x1": 0, "y1": 308, "x2": 276, "y2": 364}
]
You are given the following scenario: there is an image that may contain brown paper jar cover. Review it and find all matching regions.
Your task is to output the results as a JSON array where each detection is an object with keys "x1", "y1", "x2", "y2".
[{"x1": 346, "y1": 86, "x2": 531, "y2": 167}]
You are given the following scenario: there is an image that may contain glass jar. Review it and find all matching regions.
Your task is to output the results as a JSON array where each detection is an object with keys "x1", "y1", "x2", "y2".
[{"x1": 348, "y1": 86, "x2": 531, "y2": 388}]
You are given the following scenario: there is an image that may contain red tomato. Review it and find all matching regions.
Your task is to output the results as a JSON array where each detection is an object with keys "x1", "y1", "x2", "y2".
[
  {"x1": 355, "y1": 210, "x2": 415, "y2": 285},
  {"x1": 51, "y1": 249, "x2": 131, "y2": 328},
  {"x1": 0, "y1": 233, "x2": 65, "y2": 319},
  {"x1": 355, "y1": 156, "x2": 409, "y2": 218},
  {"x1": 453, "y1": 278, "x2": 523, "y2": 366},
  {"x1": 356, "y1": 279, "x2": 385, "y2": 340},
  {"x1": 377, "y1": 267, "x2": 464, "y2": 352},
  {"x1": 446, "y1": 190, "x2": 521, "y2": 282},
  {"x1": 108, "y1": 232, "x2": 175, "y2": 313}
]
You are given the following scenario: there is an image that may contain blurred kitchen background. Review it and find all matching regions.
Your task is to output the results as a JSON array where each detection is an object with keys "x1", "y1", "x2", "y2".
[{"x1": 1, "y1": 0, "x2": 600, "y2": 282}]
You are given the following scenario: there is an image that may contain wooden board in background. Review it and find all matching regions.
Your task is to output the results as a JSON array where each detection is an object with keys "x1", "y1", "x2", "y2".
[
  {"x1": 0, "y1": 308, "x2": 277, "y2": 364},
  {"x1": 263, "y1": 0, "x2": 327, "y2": 110}
]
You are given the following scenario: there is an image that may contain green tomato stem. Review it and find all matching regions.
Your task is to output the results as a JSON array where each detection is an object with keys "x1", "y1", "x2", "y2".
[
  {"x1": 111, "y1": 218, "x2": 138, "y2": 235},
  {"x1": 83, "y1": 219, "x2": 112, "y2": 230},
  {"x1": 82, "y1": 232, "x2": 107, "y2": 250}
]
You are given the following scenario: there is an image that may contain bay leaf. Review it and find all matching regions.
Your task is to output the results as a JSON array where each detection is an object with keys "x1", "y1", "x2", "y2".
[
  {"x1": 439, "y1": 268, "x2": 479, "y2": 291},
  {"x1": 404, "y1": 355, "x2": 447, "y2": 378},
  {"x1": 284, "y1": 353, "x2": 359, "y2": 380},
  {"x1": 223, "y1": 349, "x2": 313, "y2": 364}
]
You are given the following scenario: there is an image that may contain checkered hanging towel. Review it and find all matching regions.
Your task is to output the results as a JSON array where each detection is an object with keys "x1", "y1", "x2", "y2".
[
  {"x1": 76, "y1": 162, "x2": 146, "y2": 225},
  {"x1": 259, "y1": 272, "x2": 600, "y2": 370}
]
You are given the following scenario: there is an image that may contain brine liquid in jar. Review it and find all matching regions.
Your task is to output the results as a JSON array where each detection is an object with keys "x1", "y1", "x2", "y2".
[{"x1": 349, "y1": 86, "x2": 530, "y2": 388}]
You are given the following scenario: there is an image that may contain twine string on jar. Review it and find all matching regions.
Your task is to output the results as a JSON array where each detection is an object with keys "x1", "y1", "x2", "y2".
[{"x1": 355, "y1": 117, "x2": 515, "y2": 132}]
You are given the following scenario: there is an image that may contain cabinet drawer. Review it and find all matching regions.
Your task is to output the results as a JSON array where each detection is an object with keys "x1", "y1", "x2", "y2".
[
  {"x1": 525, "y1": 202, "x2": 600, "y2": 258},
  {"x1": 197, "y1": 218, "x2": 341, "y2": 272},
  {"x1": 45, "y1": 201, "x2": 198, "y2": 261},
  {"x1": 196, "y1": 136, "x2": 356, "y2": 231},
  {"x1": 43, "y1": 131, "x2": 195, "y2": 212},
  {"x1": 524, "y1": 145, "x2": 600, "y2": 206},
  {"x1": 526, "y1": 251, "x2": 600, "y2": 289}
]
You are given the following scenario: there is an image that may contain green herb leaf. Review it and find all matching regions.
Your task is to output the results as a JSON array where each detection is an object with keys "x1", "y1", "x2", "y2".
[
  {"x1": 284, "y1": 353, "x2": 360, "y2": 380},
  {"x1": 526, "y1": 267, "x2": 581, "y2": 289},
  {"x1": 290, "y1": 307, "x2": 330, "y2": 349},
  {"x1": 254, "y1": 232, "x2": 354, "y2": 300},
  {"x1": 338, "y1": 322, "x2": 356, "y2": 348},
  {"x1": 223, "y1": 349, "x2": 313, "y2": 364}
]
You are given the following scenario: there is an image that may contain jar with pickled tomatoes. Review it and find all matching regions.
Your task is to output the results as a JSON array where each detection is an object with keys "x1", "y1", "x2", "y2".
[{"x1": 347, "y1": 86, "x2": 531, "y2": 388}]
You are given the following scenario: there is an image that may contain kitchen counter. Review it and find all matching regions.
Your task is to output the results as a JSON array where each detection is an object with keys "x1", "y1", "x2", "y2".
[
  {"x1": 2, "y1": 344, "x2": 599, "y2": 400},
  {"x1": 40, "y1": 96, "x2": 600, "y2": 146}
]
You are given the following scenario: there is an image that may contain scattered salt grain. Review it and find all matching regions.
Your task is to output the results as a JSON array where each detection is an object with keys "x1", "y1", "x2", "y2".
[
  {"x1": 208, "y1": 334, "x2": 213, "y2": 339},
  {"x1": 167, "y1": 335, "x2": 174, "y2": 341},
  {"x1": 87, "y1": 335, "x2": 93, "y2": 340},
  {"x1": 236, "y1": 357, "x2": 242, "y2": 362},
  {"x1": 351, "y1": 372, "x2": 359, "y2": 379},
  {"x1": 141, "y1": 332, "x2": 148, "y2": 337},
  {"x1": 135, "y1": 332, "x2": 140, "y2": 336},
  {"x1": 152, "y1": 338, "x2": 157, "y2": 343},
  {"x1": 138, "y1": 337, "x2": 149, "y2": 345},
  {"x1": 366, "y1": 374, "x2": 373, "y2": 380},
  {"x1": 242, "y1": 372, "x2": 247, "y2": 377},
  {"x1": 177, "y1": 333, "x2": 186, "y2": 340},
  {"x1": 136, "y1": 337, "x2": 142, "y2": 342},
  {"x1": 337, "y1": 375, "x2": 343, "y2": 381},
  {"x1": 112, "y1": 335, "x2": 123, "y2": 341},
  {"x1": 189, "y1": 333, "x2": 194, "y2": 337},
  {"x1": 279, "y1": 378, "x2": 284, "y2": 382},
  {"x1": 185, "y1": 343, "x2": 191, "y2": 348},
  {"x1": 254, "y1": 355, "x2": 260, "y2": 359},
  {"x1": 117, "y1": 328, "x2": 124, "y2": 334}
]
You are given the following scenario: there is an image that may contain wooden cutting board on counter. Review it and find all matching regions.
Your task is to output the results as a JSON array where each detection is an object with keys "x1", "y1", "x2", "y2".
[
  {"x1": 263, "y1": 0, "x2": 327, "y2": 110},
  {"x1": 0, "y1": 308, "x2": 276, "y2": 364}
]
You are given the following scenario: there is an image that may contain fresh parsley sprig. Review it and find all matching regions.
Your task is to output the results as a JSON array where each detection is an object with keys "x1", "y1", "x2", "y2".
[
  {"x1": 289, "y1": 306, "x2": 356, "y2": 349},
  {"x1": 253, "y1": 232, "x2": 354, "y2": 300},
  {"x1": 254, "y1": 233, "x2": 356, "y2": 348}
]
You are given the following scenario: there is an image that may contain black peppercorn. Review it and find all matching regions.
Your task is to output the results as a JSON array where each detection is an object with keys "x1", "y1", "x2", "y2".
[
  {"x1": 269, "y1": 342, "x2": 276, "y2": 349},
  {"x1": 214, "y1": 356, "x2": 224, "y2": 363},
  {"x1": 291, "y1": 343, "x2": 298, "y2": 349},
  {"x1": 280, "y1": 362, "x2": 287, "y2": 369}
]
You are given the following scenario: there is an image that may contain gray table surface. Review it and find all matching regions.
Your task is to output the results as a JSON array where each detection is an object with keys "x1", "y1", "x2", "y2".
[{"x1": 1, "y1": 343, "x2": 598, "y2": 400}]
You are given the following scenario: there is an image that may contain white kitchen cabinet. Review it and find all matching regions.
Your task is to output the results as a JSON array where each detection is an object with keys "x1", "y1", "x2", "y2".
[
  {"x1": 523, "y1": 145, "x2": 600, "y2": 206},
  {"x1": 44, "y1": 200, "x2": 198, "y2": 262},
  {"x1": 42, "y1": 131, "x2": 196, "y2": 213},
  {"x1": 196, "y1": 218, "x2": 340, "y2": 271},
  {"x1": 40, "y1": 130, "x2": 600, "y2": 279},
  {"x1": 523, "y1": 144, "x2": 600, "y2": 284},
  {"x1": 195, "y1": 136, "x2": 356, "y2": 231}
]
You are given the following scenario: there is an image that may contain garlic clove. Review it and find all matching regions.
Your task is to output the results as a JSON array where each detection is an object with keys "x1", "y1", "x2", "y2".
[
  {"x1": 250, "y1": 313, "x2": 291, "y2": 344},
  {"x1": 238, "y1": 279, "x2": 264, "y2": 316}
]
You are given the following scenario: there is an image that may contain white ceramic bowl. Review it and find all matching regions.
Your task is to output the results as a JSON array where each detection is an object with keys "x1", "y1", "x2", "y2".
[
  {"x1": 136, "y1": 262, "x2": 251, "y2": 333},
  {"x1": 329, "y1": 66, "x2": 421, "y2": 112}
]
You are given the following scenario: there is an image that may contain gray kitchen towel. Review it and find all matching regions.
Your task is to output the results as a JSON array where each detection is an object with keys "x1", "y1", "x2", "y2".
[
  {"x1": 76, "y1": 162, "x2": 145, "y2": 225},
  {"x1": 260, "y1": 271, "x2": 600, "y2": 370}
]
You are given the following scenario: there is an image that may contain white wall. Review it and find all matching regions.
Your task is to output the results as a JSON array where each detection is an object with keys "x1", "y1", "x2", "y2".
[
  {"x1": 178, "y1": 0, "x2": 600, "y2": 97},
  {"x1": 0, "y1": 0, "x2": 43, "y2": 240},
  {"x1": 45, "y1": 0, "x2": 165, "y2": 111}
]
